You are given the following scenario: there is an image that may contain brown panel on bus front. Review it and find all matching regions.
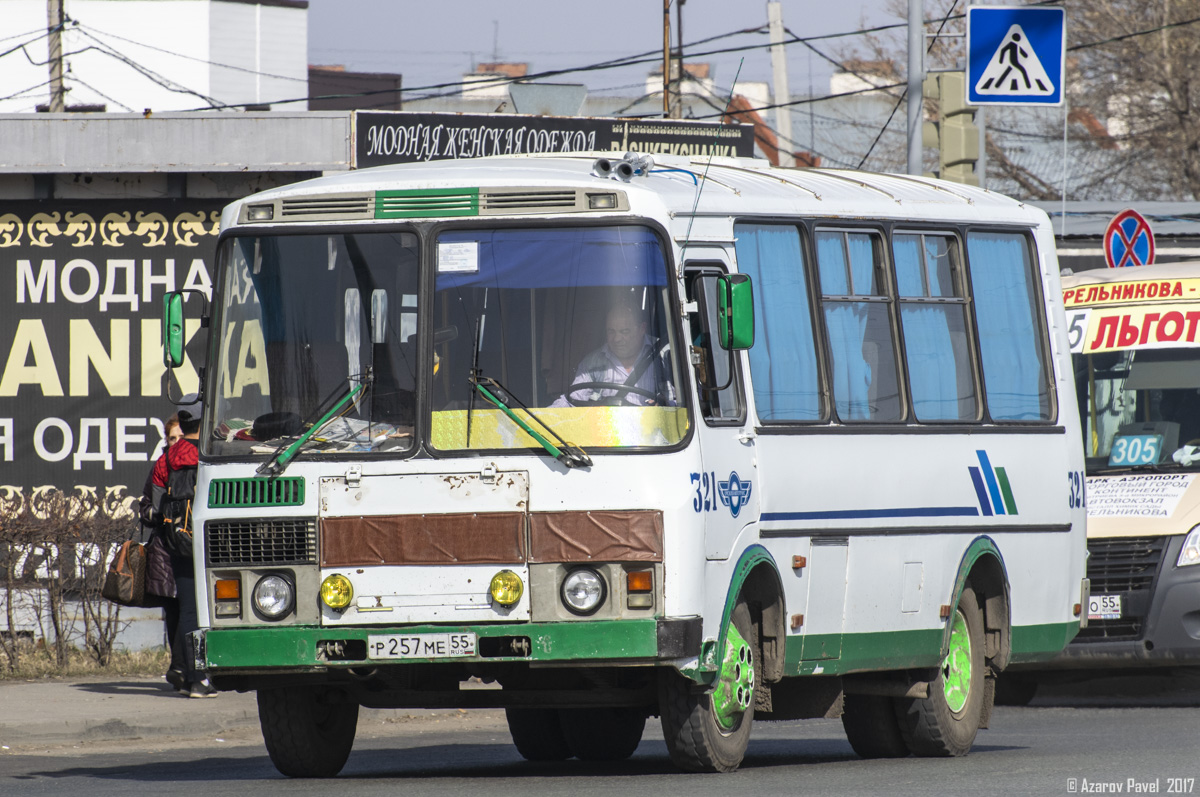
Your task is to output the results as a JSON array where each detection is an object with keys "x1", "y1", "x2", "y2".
[
  {"x1": 529, "y1": 510, "x2": 663, "y2": 563},
  {"x1": 321, "y1": 513, "x2": 526, "y2": 566}
]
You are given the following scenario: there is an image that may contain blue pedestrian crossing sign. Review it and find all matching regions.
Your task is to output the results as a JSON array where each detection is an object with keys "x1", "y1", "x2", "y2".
[{"x1": 967, "y1": 6, "x2": 1065, "y2": 106}]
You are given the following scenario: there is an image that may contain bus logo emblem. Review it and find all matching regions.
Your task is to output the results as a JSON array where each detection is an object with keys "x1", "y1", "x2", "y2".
[
  {"x1": 718, "y1": 471, "x2": 753, "y2": 518},
  {"x1": 968, "y1": 450, "x2": 1019, "y2": 516}
]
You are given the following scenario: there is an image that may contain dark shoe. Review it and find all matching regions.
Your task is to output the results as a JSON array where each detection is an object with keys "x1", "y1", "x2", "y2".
[
  {"x1": 166, "y1": 668, "x2": 186, "y2": 691},
  {"x1": 188, "y1": 679, "x2": 218, "y2": 699}
]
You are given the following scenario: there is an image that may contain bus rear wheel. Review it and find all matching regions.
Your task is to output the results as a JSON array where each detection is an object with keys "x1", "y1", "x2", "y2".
[
  {"x1": 257, "y1": 686, "x2": 358, "y2": 778},
  {"x1": 894, "y1": 585, "x2": 986, "y2": 757},
  {"x1": 841, "y1": 693, "x2": 910, "y2": 758},
  {"x1": 505, "y1": 708, "x2": 572, "y2": 761},
  {"x1": 561, "y1": 707, "x2": 646, "y2": 761},
  {"x1": 658, "y1": 600, "x2": 756, "y2": 773}
]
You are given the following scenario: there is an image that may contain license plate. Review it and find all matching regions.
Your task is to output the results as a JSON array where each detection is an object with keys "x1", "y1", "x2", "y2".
[
  {"x1": 1088, "y1": 594, "x2": 1121, "y2": 620},
  {"x1": 367, "y1": 633, "x2": 477, "y2": 660}
]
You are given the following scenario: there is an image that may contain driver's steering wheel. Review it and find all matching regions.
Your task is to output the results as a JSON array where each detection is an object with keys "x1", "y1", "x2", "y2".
[{"x1": 564, "y1": 381, "x2": 659, "y2": 407}]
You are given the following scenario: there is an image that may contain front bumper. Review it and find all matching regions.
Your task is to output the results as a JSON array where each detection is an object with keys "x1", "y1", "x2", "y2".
[
  {"x1": 1038, "y1": 535, "x2": 1200, "y2": 669},
  {"x1": 198, "y1": 617, "x2": 702, "y2": 671}
]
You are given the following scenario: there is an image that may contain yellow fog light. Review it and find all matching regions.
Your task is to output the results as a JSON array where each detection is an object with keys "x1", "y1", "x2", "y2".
[
  {"x1": 320, "y1": 574, "x2": 354, "y2": 609},
  {"x1": 489, "y1": 570, "x2": 523, "y2": 606}
]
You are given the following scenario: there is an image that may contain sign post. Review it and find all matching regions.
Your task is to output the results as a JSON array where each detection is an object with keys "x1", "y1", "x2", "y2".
[{"x1": 966, "y1": 7, "x2": 1065, "y2": 107}]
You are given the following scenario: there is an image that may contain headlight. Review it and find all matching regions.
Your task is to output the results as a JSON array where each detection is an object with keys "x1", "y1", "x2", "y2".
[
  {"x1": 489, "y1": 570, "x2": 524, "y2": 606},
  {"x1": 252, "y1": 574, "x2": 295, "y2": 619},
  {"x1": 561, "y1": 568, "x2": 606, "y2": 615},
  {"x1": 320, "y1": 573, "x2": 354, "y2": 609},
  {"x1": 1179, "y1": 527, "x2": 1200, "y2": 567}
]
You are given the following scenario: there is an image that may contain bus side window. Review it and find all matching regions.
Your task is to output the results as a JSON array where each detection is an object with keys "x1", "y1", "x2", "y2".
[
  {"x1": 815, "y1": 229, "x2": 904, "y2": 422},
  {"x1": 685, "y1": 266, "x2": 745, "y2": 423}
]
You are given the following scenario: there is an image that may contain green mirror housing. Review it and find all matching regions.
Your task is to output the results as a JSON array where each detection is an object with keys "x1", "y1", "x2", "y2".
[
  {"x1": 716, "y1": 273, "x2": 754, "y2": 350},
  {"x1": 163, "y1": 292, "x2": 185, "y2": 368}
]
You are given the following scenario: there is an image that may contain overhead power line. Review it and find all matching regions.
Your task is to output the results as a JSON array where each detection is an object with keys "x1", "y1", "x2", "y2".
[{"x1": 74, "y1": 21, "x2": 308, "y2": 83}]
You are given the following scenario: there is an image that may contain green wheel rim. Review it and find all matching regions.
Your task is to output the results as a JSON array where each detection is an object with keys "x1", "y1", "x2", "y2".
[
  {"x1": 942, "y1": 607, "x2": 972, "y2": 713},
  {"x1": 712, "y1": 622, "x2": 755, "y2": 730}
]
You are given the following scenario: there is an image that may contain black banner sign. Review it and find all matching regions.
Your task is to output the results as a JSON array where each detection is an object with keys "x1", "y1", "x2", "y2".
[
  {"x1": 0, "y1": 200, "x2": 223, "y2": 518},
  {"x1": 353, "y1": 112, "x2": 755, "y2": 168}
]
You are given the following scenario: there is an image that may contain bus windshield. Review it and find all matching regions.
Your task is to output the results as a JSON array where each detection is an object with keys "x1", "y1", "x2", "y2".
[
  {"x1": 207, "y1": 225, "x2": 688, "y2": 459},
  {"x1": 1076, "y1": 347, "x2": 1200, "y2": 471},
  {"x1": 429, "y1": 225, "x2": 689, "y2": 452},
  {"x1": 208, "y1": 231, "x2": 420, "y2": 458}
]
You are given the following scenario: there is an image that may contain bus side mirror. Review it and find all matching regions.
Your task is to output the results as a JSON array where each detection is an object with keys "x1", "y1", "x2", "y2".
[
  {"x1": 162, "y1": 289, "x2": 209, "y2": 369},
  {"x1": 716, "y1": 273, "x2": 754, "y2": 350},
  {"x1": 163, "y1": 292, "x2": 185, "y2": 368}
]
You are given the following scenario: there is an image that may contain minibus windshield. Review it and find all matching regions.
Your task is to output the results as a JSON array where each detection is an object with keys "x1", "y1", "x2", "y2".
[{"x1": 1076, "y1": 347, "x2": 1200, "y2": 472}]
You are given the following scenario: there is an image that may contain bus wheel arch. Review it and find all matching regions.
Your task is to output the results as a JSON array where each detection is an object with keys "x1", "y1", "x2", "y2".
[
  {"x1": 657, "y1": 546, "x2": 783, "y2": 772},
  {"x1": 737, "y1": 560, "x2": 786, "y2": 686}
]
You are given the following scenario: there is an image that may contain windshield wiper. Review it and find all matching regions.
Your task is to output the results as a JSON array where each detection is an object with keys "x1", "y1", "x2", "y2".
[
  {"x1": 468, "y1": 373, "x2": 592, "y2": 469},
  {"x1": 257, "y1": 370, "x2": 373, "y2": 477}
]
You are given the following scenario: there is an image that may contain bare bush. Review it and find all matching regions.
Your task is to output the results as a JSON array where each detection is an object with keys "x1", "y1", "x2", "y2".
[{"x1": 0, "y1": 487, "x2": 134, "y2": 671}]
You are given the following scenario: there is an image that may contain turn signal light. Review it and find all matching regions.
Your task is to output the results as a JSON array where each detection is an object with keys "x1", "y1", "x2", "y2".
[
  {"x1": 626, "y1": 570, "x2": 652, "y2": 593},
  {"x1": 214, "y1": 579, "x2": 240, "y2": 600}
]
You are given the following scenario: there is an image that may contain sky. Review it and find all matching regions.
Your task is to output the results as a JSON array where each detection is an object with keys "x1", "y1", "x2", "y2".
[{"x1": 306, "y1": 0, "x2": 897, "y2": 102}]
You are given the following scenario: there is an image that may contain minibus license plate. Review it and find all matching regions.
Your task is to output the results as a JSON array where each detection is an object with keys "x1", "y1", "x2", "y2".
[
  {"x1": 367, "y1": 633, "x2": 477, "y2": 659},
  {"x1": 1088, "y1": 594, "x2": 1121, "y2": 620}
]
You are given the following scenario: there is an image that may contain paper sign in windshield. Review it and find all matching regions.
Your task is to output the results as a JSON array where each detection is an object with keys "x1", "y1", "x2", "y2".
[
  {"x1": 1086, "y1": 473, "x2": 1196, "y2": 518},
  {"x1": 438, "y1": 241, "x2": 479, "y2": 273}
]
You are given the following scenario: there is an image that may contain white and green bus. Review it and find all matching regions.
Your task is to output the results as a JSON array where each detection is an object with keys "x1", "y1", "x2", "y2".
[{"x1": 164, "y1": 152, "x2": 1087, "y2": 776}]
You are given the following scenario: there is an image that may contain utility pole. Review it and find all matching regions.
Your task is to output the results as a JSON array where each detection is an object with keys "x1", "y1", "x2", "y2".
[
  {"x1": 47, "y1": 0, "x2": 65, "y2": 112},
  {"x1": 674, "y1": 0, "x2": 684, "y2": 119},
  {"x1": 662, "y1": 0, "x2": 671, "y2": 118},
  {"x1": 767, "y1": 2, "x2": 793, "y2": 167},
  {"x1": 907, "y1": 0, "x2": 923, "y2": 175}
]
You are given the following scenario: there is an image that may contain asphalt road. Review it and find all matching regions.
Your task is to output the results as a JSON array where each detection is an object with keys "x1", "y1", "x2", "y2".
[{"x1": 3, "y1": 673, "x2": 1200, "y2": 797}]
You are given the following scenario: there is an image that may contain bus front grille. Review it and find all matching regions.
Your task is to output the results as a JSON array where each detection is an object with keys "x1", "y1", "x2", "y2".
[
  {"x1": 205, "y1": 518, "x2": 318, "y2": 567},
  {"x1": 1075, "y1": 535, "x2": 1166, "y2": 642}
]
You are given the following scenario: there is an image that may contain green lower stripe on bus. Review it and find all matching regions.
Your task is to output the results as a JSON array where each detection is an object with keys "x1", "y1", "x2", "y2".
[
  {"x1": 1009, "y1": 621, "x2": 1080, "y2": 663},
  {"x1": 204, "y1": 619, "x2": 662, "y2": 668},
  {"x1": 785, "y1": 629, "x2": 943, "y2": 676},
  {"x1": 783, "y1": 621, "x2": 1081, "y2": 675}
]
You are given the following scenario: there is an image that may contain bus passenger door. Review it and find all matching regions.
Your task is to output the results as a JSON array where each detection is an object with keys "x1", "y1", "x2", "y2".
[{"x1": 684, "y1": 261, "x2": 759, "y2": 560}]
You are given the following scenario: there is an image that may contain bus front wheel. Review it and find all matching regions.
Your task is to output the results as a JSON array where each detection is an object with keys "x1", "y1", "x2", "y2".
[
  {"x1": 894, "y1": 585, "x2": 986, "y2": 756},
  {"x1": 257, "y1": 686, "x2": 358, "y2": 777},
  {"x1": 841, "y1": 693, "x2": 910, "y2": 758},
  {"x1": 505, "y1": 708, "x2": 572, "y2": 761},
  {"x1": 658, "y1": 600, "x2": 757, "y2": 773},
  {"x1": 561, "y1": 707, "x2": 646, "y2": 760}
]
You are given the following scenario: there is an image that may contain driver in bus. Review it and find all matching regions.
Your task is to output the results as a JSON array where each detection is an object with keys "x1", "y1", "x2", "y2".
[{"x1": 551, "y1": 302, "x2": 676, "y2": 407}]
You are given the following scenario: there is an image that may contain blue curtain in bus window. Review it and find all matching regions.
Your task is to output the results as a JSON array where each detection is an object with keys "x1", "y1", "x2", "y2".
[
  {"x1": 816, "y1": 232, "x2": 848, "y2": 294},
  {"x1": 967, "y1": 232, "x2": 1050, "y2": 421},
  {"x1": 733, "y1": 224, "x2": 821, "y2": 421},
  {"x1": 847, "y1": 234, "x2": 876, "y2": 293},
  {"x1": 894, "y1": 235, "x2": 971, "y2": 420},
  {"x1": 436, "y1": 227, "x2": 667, "y2": 289},
  {"x1": 817, "y1": 233, "x2": 902, "y2": 421},
  {"x1": 902, "y1": 305, "x2": 974, "y2": 420}
]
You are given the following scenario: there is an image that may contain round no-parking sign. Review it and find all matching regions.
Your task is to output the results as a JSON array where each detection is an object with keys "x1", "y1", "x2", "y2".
[{"x1": 1104, "y1": 208, "x2": 1155, "y2": 268}]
